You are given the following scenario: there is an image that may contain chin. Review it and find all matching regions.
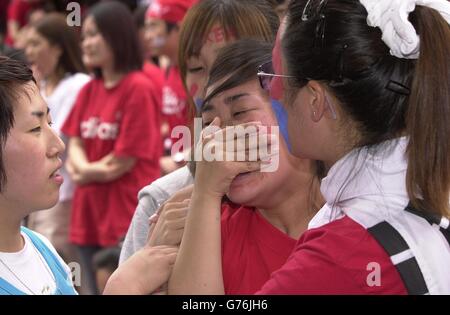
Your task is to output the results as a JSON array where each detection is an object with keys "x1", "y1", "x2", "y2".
[
  {"x1": 83, "y1": 58, "x2": 99, "y2": 69},
  {"x1": 35, "y1": 193, "x2": 59, "y2": 211},
  {"x1": 227, "y1": 172, "x2": 264, "y2": 206}
]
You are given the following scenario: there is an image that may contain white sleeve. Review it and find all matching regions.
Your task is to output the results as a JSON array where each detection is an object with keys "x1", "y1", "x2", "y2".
[{"x1": 119, "y1": 166, "x2": 194, "y2": 264}]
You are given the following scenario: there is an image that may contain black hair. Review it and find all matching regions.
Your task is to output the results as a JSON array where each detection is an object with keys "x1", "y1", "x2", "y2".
[
  {"x1": 88, "y1": 1, "x2": 143, "y2": 77},
  {"x1": 0, "y1": 56, "x2": 35, "y2": 192},
  {"x1": 283, "y1": 0, "x2": 450, "y2": 216},
  {"x1": 133, "y1": 4, "x2": 148, "y2": 29},
  {"x1": 204, "y1": 39, "x2": 273, "y2": 105}
]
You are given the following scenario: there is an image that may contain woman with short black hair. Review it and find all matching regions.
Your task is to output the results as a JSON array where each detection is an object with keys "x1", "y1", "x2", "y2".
[{"x1": 0, "y1": 56, "x2": 76, "y2": 295}]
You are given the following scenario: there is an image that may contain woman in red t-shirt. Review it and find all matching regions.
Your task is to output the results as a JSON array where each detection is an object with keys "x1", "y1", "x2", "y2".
[
  {"x1": 189, "y1": 40, "x2": 323, "y2": 294},
  {"x1": 104, "y1": 39, "x2": 323, "y2": 295},
  {"x1": 61, "y1": 1, "x2": 162, "y2": 295}
]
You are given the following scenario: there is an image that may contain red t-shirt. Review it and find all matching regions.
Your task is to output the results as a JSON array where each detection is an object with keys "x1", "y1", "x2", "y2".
[
  {"x1": 143, "y1": 62, "x2": 164, "y2": 112},
  {"x1": 256, "y1": 216, "x2": 408, "y2": 294},
  {"x1": 221, "y1": 203, "x2": 297, "y2": 295},
  {"x1": 161, "y1": 66, "x2": 189, "y2": 151},
  {"x1": 61, "y1": 71, "x2": 162, "y2": 246}
]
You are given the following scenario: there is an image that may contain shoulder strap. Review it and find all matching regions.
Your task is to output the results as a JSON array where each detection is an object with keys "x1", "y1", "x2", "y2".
[
  {"x1": 0, "y1": 278, "x2": 27, "y2": 295},
  {"x1": 405, "y1": 204, "x2": 450, "y2": 245},
  {"x1": 367, "y1": 203, "x2": 450, "y2": 295},
  {"x1": 21, "y1": 227, "x2": 77, "y2": 295},
  {"x1": 367, "y1": 221, "x2": 429, "y2": 295}
]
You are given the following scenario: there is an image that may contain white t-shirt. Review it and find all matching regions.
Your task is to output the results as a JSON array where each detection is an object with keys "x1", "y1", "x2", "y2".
[
  {"x1": 40, "y1": 73, "x2": 91, "y2": 201},
  {"x1": 0, "y1": 230, "x2": 73, "y2": 295},
  {"x1": 313, "y1": 137, "x2": 450, "y2": 294},
  {"x1": 119, "y1": 166, "x2": 194, "y2": 264}
]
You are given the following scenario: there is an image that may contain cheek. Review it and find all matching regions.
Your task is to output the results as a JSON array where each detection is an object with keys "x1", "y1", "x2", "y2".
[
  {"x1": 152, "y1": 24, "x2": 164, "y2": 37},
  {"x1": 95, "y1": 41, "x2": 114, "y2": 64},
  {"x1": 40, "y1": 49, "x2": 58, "y2": 71},
  {"x1": 3, "y1": 142, "x2": 44, "y2": 196},
  {"x1": 286, "y1": 100, "x2": 309, "y2": 156},
  {"x1": 246, "y1": 112, "x2": 273, "y2": 126},
  {"x1": 186, "y1": 74, "x2": 207, "y2": 109},
  {"x1": 95, "y1": 40, "x2": 106, "y2": 55},
  {"x1": 185, "y1": 75, "x2": 198, "y2": 97}
]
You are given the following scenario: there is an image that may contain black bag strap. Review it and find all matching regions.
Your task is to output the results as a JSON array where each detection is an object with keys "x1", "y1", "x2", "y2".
[
  {"x1": 367, "y1": 203, "x2": 450, "y2": 295},
  {"x1": 405, "y1": 203, "x2": 450, "y2": 245},
  {"x1": 367, "y1": 220, "x2": 429, "y2": 295}
]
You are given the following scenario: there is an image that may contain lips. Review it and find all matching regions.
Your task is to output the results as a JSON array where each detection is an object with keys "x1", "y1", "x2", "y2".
[
  {"x1": 49, "y1": 160, "x2": 63, "y2": 178},
  {"x1": 231, "y1": 171, "x2": 257, "y2": 187}
]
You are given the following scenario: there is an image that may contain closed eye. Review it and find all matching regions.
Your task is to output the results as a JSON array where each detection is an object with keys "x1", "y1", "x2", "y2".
[
  {"x1": 29, "y1": 121, "x2": 53, "y2": 133},
  {"x1": 233, "y1": 110, "x2": 249, "y2": 118},
  {"x1": 30, "y1": 126, "x2": 41, "y2": 133},
  {"x1": 188, "y1": 67, "x2": 204, "y2": 73}
]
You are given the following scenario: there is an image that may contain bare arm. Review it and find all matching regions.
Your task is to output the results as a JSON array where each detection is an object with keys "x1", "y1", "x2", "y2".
[
  {"x1": 168, "y1": 191, "x2": 224, "y2": 294},
  {"x1": 103, "y1": 245, "x2": 178, "y2": 295},
  {"x1": 168, "y1": 118, "x2": 265, "y2": 294},
  {"x1": 66, "y1": 137, "x2": 136, "y2": 185},
  {"x1": 89, "y1": 153, "x2": 137, "y2": 183}
]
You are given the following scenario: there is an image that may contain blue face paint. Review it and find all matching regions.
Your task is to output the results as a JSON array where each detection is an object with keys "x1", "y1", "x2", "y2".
[
  {"x1": 271, "y1": 99, "x2": 292, "y2": 152},
  {"x1": 194, "y1": 98, "x2": 204, "y2": 112}
]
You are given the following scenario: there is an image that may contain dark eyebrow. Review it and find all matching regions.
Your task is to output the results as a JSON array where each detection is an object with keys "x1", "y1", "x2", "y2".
[
  {"x1": 31, "y1": 107, "x2": 50, "y2": 118},
  {"x1": 224, "y1": 93, "x2": 248, "y2": 105}
]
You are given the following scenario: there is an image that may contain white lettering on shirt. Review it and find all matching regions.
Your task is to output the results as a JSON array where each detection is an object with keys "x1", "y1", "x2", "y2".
[{"x1": 81, "y1": 117, "x2": 119, "y2": 140}]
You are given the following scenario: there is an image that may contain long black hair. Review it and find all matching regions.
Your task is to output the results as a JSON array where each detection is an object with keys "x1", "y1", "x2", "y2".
[
  {"x1": 0, "y1": 57, "x2": 35, "y2": 192},
  {"x1": 283, "y1": 0, "x2": 450, "y2": 216}
]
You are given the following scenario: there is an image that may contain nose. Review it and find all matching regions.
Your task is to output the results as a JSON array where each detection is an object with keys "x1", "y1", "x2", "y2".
[
  {"x1": 46, "y1": 127, "x2": 65, "y2": 158},
  {"x1": 144, "y1": 27, "x2": 152, "y2": 40},
  {"x1": 81, "y1": 37, "x2": 91, "y2": 51}
]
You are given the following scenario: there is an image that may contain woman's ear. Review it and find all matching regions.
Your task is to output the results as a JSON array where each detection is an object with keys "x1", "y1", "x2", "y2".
[{"x1": 306, "y1": 81, "x2": 327, "y2": 122}]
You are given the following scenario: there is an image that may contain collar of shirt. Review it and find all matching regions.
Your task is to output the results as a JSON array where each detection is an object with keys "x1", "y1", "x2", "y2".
[{"x1": 309, "y1": 136, "x2": 410, "y2": 229}]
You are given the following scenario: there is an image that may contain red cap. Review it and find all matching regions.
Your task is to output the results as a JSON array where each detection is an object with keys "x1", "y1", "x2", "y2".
[{"x1": 146, "y1": 0, "x2": 198, "y2": 24}]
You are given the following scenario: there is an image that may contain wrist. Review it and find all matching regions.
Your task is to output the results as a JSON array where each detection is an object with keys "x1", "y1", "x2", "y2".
[
  {"x1": 75, "y1": 160, "x2": 90, "y2": 174},
  {"x1": 103, "y1": 274, "x2": 142, "y2": 295},
  {"x1": 191, "y1": 189, "x2": 222, "y2": 210}
]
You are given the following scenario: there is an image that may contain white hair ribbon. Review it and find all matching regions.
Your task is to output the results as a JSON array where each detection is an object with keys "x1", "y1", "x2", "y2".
[{"x1": 359, "y1": 0, "x2": 450, "y2": 59}]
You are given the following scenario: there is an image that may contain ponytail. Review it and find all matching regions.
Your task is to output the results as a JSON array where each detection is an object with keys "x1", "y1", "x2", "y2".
[{"x1": 407, "y1": 7, "x2": 450, "y2": 217}]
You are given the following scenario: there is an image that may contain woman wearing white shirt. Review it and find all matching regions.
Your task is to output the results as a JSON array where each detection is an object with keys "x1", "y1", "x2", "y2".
[{"x1": 24, "y1": 13, "x2": 90, "y2": 269}]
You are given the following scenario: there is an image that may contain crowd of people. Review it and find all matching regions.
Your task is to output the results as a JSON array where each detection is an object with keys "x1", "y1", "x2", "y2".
[{"x1": 0, "y1": 0, "x2": 450, "y2": 295}]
